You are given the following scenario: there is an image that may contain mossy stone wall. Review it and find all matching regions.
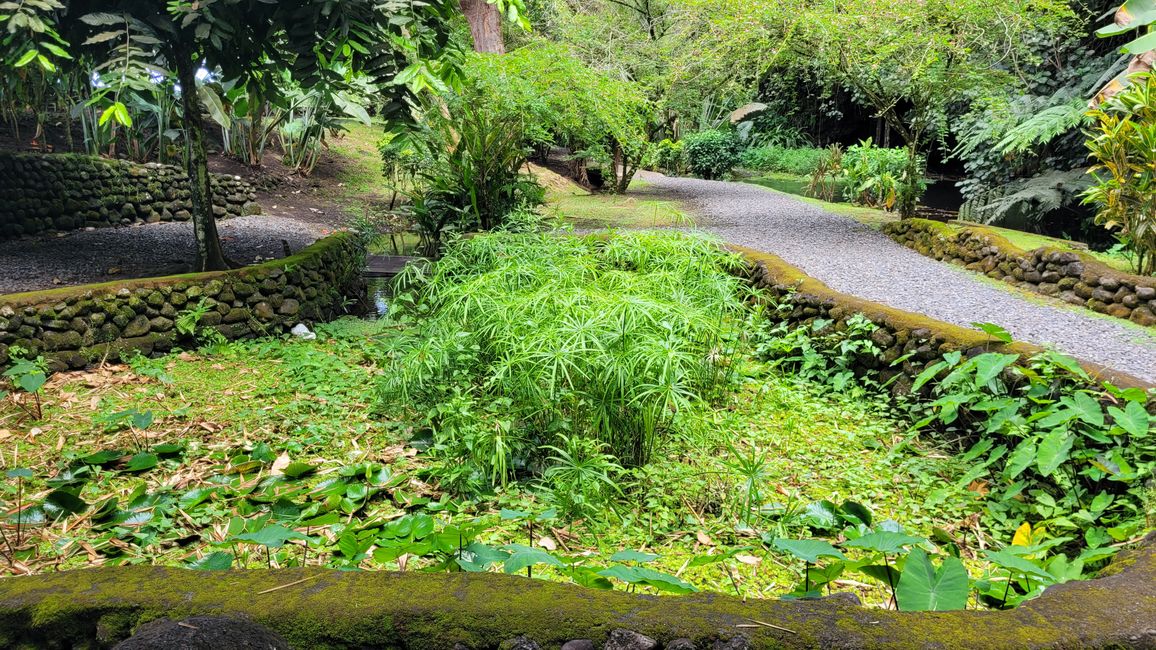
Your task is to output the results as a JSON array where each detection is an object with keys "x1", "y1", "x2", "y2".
[
  {"x1": 0, "y1": 152, "x2": 260, "y2": 240},
  {"x1": 731, "y1": 244, "x2": 1152, "y2": 391},
  {"x1": 0, "y1": 535, "x2": 1152, "y2": 649},
  {"x1": 0, "y1": 233, "x2": 365, "y2": 371},
  {"x1": 884, "y1": 219, "x2": 1156, "y2": 328}
]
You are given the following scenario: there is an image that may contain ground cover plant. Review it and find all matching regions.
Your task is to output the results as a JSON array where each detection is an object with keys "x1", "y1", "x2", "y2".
[{"x1": 2, "y1": 231, "x2": 1150, "y2": 612}]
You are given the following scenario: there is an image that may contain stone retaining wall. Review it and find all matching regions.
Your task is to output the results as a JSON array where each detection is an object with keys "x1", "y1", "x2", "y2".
[
  {"x1": 0, "y1": 535, "x2": 1152, "y2": 649},
  {"x1": 731, "y1": 244, "x2": 1152, "y2": 391},
  {"x1": 0, "y1": 233, "x2": 365, "y2": 371},
  {"x1": 883, "y1": 219, "x2": 1156, "y2": 328},
  {"x1": 0, "y1": 152, "x2": 260, "y2": 240}
]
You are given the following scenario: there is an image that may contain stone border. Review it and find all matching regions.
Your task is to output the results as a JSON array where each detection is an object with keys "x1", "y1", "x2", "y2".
[
  {"x1": 883, "y1": 219, "x2": 1156, "y2": 328},
  {"x1": 730, "y1": 243, "x2": 1153, "y2": 391},
  {"x1": 0, "y1": 233, "x2": 366, "y2": 371},
  {"x1": 0, "y1": 152, "x2": 260, "y2": 240},
  {"x1": 0, "y1": 536, "x2": 1151, "y2": 649}
]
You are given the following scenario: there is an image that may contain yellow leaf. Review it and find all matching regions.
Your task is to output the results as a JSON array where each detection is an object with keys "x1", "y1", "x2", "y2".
[{"x1": 1012, "y1": 522, "x2": 1032, "y2": 547}]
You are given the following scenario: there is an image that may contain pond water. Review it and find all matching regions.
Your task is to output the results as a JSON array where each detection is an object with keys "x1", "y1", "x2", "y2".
[{"x1": 363, "y1": 277, "x2": 393, "y2": 319}]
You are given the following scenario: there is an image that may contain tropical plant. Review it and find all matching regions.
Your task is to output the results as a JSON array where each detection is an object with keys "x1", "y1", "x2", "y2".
[
  {"x1": 380, "y1": 231, "x2": 751, "y2": 479},
  {"x1": 1083, "y1": 72, "x2": 1156, "y2": 275},
  {"x1": 841, "y1": 141, "x2": 923, "y2": 211},
  {"x1": 795, "y1": 0, "x2": 1073, "y2": 217},
  {"x1": 1, "y1": 0, "x2": 461, "y2": 272},
  {"x1": 683, "y1": 129, "x2": 738, "y2": 180}
]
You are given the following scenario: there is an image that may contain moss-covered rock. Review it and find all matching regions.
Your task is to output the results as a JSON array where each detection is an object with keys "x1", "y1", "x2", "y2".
[
  {"x1": 884, "y1": 219, "x2": 1156, "y2": 333},
  {"x1": 0, "y1": 535, "x2": 1153, "y2": 649},
  {"x1": 0, "y1": 233, "x2": 365, "y2": 372}
]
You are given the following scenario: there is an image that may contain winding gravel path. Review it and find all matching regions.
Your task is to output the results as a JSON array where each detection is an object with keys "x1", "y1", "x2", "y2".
[
  {"x1": 639, "y1": 172, "x2": 1156, "y2": 384},
  {"x1": 0, "y1": 216, "x2": 326, "y2": 295}
]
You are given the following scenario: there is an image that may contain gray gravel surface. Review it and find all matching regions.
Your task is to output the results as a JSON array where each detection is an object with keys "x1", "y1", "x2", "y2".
[
  {"x1": 0, "y1": 215, "x2": 326, "y2": 294},
  {"x1": 640, "y1": 172, "x2": 1156, "y2": 384}
]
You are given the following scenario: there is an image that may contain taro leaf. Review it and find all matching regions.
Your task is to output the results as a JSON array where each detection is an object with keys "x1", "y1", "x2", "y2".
[
  {"x1": 895, "y1": 548, "x2": 969, "y2": 612},
  {"x1": 771, "y1": 538, "x2": 846, "y2": 563},
  {"x1": 983, "y1": 550, "x2": 1053, "y2": 581},
  {"x1": 283, "y1": 462, "x2": 317, "y2": 480},
  {"x1": 499, "y1": 508, "x2": 530, "y2": 520},
  {"x1": 401, "y1": 514, "x2": 437, "y2": 539},
  {"x1": 861, "y1": 563, "x2": 901, "y2": 587},
  {"x1": 153, "y1": 443, "x2": 184, "y2": 456},
  {"x1": 178, "y1": 487, "x2": 215, "y2": 510},
  {"x1": 688, "y1": 547, "x2": 753, "y2": 567},
  {"x1": 456, "y1": 542, "x2": 509, "y2": 572},
  {"x1": 567, "y1": 565, "x2": 615, "y2": 590},
  {"x1": 131, "y1": 410, "x2": 155, "y2": 430},
  {"x1": 233, "y1": 524, "x2": 309, "y2": 548},
  {"x1": 1036, "y1": 429, "x2": 1074, "y2": 477},
  {"x1": 501, "y1": 544, "x2": 564, "y2": 574},
  {"x1": 188, "y1": 551, "x2": 234, "y2": 571},
  {"x1": 43, "y1": 489, "x2": 88, "y2": 519},
  {"x1": 124, "y1": 453, "x2": 159, "y2": 472},
  {"x1": 536, "y1": 508, "x2": 558, "y2": 522},
  {"x1": 973, "y1": 353, "x2": 1019, "y2": 388},
  {"x1": 16, "y1": 371, "x2": 46, "y2": 393},
  {"x1": 8, "y1": 506, "x2": 45, "y2": 526},
  {"x1": 971, "y1": 322, "x2": 1013, "y2": 344},
  {"x1": 83, "y1": 450, "x2": 124, "y2": 466},
  {"x1": 106, "y1": 509, "x2": 153, "y2": 526},
  {"x1": 1004, "y1": 438, "x2": 1037, "y2": 480},
  {"x1": 337, "y1": 531, "x2": 373, "y2": 560},
  {"x1": 609, "y1": 549, "x2": 659, "y2": 564},
  {"x1": 1107, "y1": 400, "x2": 1149, "y2": 438},
  {"x1": 299, "y1": 512, "x2": 341, "y2": 528},
  {"x1": 271, "y1": 498, "x2": 303, "y2": 521},
  {"x1": 802, "y1": 500, "x2": 840, "y2": 530},
  {"x1": 89, "y1": 496, "x2": 118, "y2": 521},
  {"x1": 1068, "y1": 392, "x2": 1105, "y2": 428},
  {"x1": 345, "y1": 484, "x2": 369, "y2": 501},
  {"x1": 843, "y1": 531, "x2": 924, "y2": 554},
  {"x1": 6, "y1": 468, "x2": 33, "y2": 479},
  {"x1": 839, "y1": 501, "x2": 873, "y2": 527},
  {"x1": 597, "y1": 565, "x2": 697, "y2": 594}
]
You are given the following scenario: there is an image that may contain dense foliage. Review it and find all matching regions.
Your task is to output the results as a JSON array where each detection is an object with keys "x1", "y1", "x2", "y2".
[
  {"x1": 1083, "y1": 72, "x2": 1156, "y2": 275},
  {"x1": 379, "y1": 232, "x2": 751, "y2": 480},
  {"x1": 682, "y1": 130, "x2": 739, "y2": 180}
]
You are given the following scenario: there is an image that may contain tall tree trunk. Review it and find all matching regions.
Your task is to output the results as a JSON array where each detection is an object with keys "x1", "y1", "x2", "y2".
[
  {"x1": 175, "y1": 54, "x2": 229, "y2": 272},
  {"x1": 460, "y1": 0, "x2": 505, "y2": 53}
]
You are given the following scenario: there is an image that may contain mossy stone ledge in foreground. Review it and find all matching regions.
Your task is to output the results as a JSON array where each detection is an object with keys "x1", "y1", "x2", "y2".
[{"x1": 0, "y1": 534, "x2": 1153, "y2": 649}]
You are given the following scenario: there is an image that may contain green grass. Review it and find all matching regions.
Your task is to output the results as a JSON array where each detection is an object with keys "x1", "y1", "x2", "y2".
[
  {"x1": 744, "y1": 172, "x2": 847, "y2": 204},
  {"x1": 0, "y1": 317, "x2": 971, "y2": 603},
  {"x1": 743, "y1": 174, "x2": 899, "y2": 230},
  {"x1": 318, "y1": 120, "x2": 390, "y2": 216},
  {"x1": 1, "y1": 232, "x2": 985, "y2": 605},
  {"x1": 542, "y1": 175, "x2": 692, "y2": 229}
]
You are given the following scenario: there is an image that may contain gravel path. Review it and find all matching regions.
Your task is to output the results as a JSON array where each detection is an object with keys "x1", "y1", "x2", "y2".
[
  {"x1": 639, "y1": 172, "x2": 1156, "y2": 384},
  {"x1": 0, "y1": 215, "x2": 326, "y2": 294}
]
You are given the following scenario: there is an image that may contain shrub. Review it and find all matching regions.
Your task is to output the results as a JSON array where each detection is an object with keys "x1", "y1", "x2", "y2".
[
  {"x1": 379, "y1": 231, "x2": 752, "y2": 488},
  {"x1": 1083, "y1": 73, "x2": 1156, "y2": 276},
  {"x1": 654, "y1": 138, "x2": 686, "y2": 174},
  {"x1": 683, "y1": 130, "x2": 739, "y2": 180},
  {"x1": 381, "y1": 98, "x2": 542, "y2": 256},
  {"x1": 739, "y1": 145, "x2": 830, "y2": 176},
  {"x1": 842, "y1": 140, "x2": 924, "y2": 211}
]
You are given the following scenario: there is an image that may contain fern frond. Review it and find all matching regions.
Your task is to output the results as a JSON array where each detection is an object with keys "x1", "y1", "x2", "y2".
[{"x1": 995, "y1": 99, "x2": 1089, "y2": 155}]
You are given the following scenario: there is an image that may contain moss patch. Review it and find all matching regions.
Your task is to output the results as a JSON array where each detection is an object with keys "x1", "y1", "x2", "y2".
[{"x1": 1, "y1": 536, "x2": 1153, "y2": 649}]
